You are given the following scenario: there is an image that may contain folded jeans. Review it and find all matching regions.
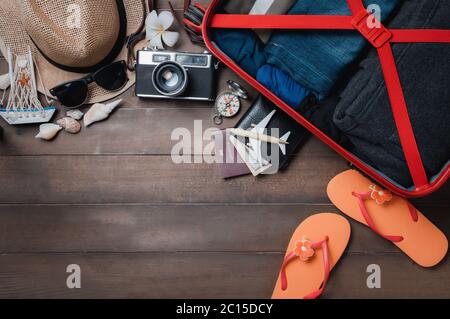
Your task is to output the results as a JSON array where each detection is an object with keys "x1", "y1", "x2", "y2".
[{"x1": 265, "y1": 0, "x2": 400, "y2": 99}]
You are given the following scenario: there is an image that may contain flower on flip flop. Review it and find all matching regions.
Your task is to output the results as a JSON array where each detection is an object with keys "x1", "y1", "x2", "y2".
[
  {"x1": 369, "y1": 185, "x2": 393, "y2": 205},
  {"x1": 146, "y1": 10, "x2": 180, "y2": 49},
  {"x1": 294, "y1": 237, "x2": 315, "y2": 261}
]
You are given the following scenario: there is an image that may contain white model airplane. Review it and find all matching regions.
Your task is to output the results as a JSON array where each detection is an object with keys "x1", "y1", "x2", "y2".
[{"x1": 229, "y1": 110, "x2": 291, "y2": 176}]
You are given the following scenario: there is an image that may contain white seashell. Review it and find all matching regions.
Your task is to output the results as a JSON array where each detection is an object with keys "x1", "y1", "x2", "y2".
[
  {"x1": 66, "y1": 109, "x2": 84, "y2": 120},
  {"x1": 84, "y1": 99, "x2": 122, "y2": 127},
  {"x1": 0, "y1": 73, "x2": 10, "y2": 90},
  {"x1": 57, "y1": 117, "x2": 81, "y2": 134},
  {"x1": 35, "y1": 123, "x2": 62, "y2": 141}
]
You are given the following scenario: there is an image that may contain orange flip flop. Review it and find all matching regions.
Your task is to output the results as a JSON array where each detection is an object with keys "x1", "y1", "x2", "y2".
[
  {"x1": 327, "y1": 169, "x2": 448, "y2": 268},
  {"x1": 272, "y1": 213, "x2": 350, "y2": 299}
]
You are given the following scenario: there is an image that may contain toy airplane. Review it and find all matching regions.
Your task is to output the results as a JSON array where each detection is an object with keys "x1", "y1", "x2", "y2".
[
  {"x1": 230, "y1": 127, "x2": 289, "y2": 146},
  {"x1": 229, "y1": 110, "x2": 291, "y2": 176}
]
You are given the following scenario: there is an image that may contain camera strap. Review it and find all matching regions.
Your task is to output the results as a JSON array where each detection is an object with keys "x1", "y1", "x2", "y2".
[{"x1": 126, "y1": 0, "x2": 156, "y2": 71}]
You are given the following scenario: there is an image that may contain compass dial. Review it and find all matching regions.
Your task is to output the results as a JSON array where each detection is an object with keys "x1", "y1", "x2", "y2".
[{"x1": 215, "y1": 92, "x2": 241, "y2": 118}]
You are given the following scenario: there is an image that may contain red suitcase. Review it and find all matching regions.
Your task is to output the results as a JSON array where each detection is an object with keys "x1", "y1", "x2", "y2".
[{"x1": 201, "y1": 0, "x2": 450, "y2": 198}]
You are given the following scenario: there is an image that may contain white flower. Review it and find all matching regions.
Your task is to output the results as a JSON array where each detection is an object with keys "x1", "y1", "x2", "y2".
[{"x1": 146, "y1": 10, "x2": 180, "y2": 49}]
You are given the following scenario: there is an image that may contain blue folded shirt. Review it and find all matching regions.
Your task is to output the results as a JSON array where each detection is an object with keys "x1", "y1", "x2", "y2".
[
  {"x1": 265, "y1": 0, "x2": 400, "y2": 99},
  {"x1": 256, "y1": 64, "x2": 310, "y2": 109},
  {"x1": 211, "y1": 29, "x2": 266, "y2": 78}
]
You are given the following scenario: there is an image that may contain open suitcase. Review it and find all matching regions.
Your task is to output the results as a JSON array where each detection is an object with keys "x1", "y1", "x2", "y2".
[{"x1": 200, "y1": 0, "x2": 450, "y2": 198}]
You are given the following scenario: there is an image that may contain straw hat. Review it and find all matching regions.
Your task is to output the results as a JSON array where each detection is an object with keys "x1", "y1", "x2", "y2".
[{"x1": 0, "y1": 0, "x2": 147, "y2": 104}]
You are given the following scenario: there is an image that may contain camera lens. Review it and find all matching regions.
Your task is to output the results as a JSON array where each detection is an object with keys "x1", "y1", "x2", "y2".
[{"x1": 152, "y1": 61, "x2": 188, "y2": 97}]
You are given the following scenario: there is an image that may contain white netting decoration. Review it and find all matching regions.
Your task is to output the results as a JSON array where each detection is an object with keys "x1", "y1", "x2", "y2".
[{"x1": 5, "y1": 47, "x2": 46, "y2": 120}]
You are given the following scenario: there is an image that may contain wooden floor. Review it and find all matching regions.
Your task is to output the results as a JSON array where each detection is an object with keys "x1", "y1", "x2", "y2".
[{"x1": 0, "y1": 1, "x2": 449, "y2": 299}]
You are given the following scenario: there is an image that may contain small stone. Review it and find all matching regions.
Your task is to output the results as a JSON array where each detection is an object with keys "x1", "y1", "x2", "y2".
[{"x1": 66, "y1": 109, "x2": 84, "y2": 120}]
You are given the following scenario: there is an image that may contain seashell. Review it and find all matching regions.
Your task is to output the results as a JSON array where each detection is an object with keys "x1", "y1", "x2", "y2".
[
  {"x1": 66, "y1": 109, "x2": 84, "y2": 120},
  {"x1": 84, "y1": 99, "x2": 122, "y2": 127},
  {"x1": 35, "y1": 123, "x2": 62, "y2": 141},
  {"x1": 57, "y1": 117, "x2": 81, "y2": 134},
  {"x1": 0, "y1": 73, "x2": 10, "y2": 90}
]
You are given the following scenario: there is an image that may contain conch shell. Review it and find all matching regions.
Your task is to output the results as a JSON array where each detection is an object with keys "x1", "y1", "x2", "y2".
[
  {"x1": 0, "y1": 73, "x2": 10, "y2": 90},
  {"x1": 57, "y1": 117, "x2": 81, "y2": 134},
  {"x1": 35, "y1": 123, "x2": 62, "y2": 141},
  {"x1": 66, "y1": 109, "x2": 84, "y2": 120},
  {"x1": 84, "y1": 99, "x2": 122, "y2": 127}
]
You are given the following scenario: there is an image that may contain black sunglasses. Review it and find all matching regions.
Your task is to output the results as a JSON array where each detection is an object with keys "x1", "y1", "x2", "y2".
[{"x1": 50, "y1": 60, "x2": 129, "y2": 108}]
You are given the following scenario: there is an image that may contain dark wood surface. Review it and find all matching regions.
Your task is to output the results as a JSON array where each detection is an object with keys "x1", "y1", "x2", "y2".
[{"x1": 0, "y1": 1, "x2": 448, "y2": 299}]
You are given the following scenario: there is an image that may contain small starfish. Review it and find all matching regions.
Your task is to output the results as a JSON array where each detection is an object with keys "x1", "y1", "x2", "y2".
[{"x1": 18, "y1": 74, "x2": 30, "y2": 87}]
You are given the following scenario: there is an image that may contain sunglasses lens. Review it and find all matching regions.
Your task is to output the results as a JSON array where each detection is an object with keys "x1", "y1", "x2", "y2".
[
  {"x1": 51, "y1": 81, "x2": 87, "y2": 108},
  {"x1": 94, "y1": 61, "x2": 128, "y2": 91}
]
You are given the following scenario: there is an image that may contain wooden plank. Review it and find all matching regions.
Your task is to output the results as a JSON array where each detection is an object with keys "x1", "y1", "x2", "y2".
[
  {"x1": 0, "y1": 252, "x2": 447, "y2": 299},
  {"x1": 0, "y1": 116, "x2": 327, "y2": 156},
  {"x1": 0, "y1": 103, "x2": 266, "y2": 156},
  {"x1": 0, "y1": 204, "x2": 448, "y2": 254},
  {"x1": 0, "y1": 154, "x2": 347, "y2": 204},
  {"x1": 0, "y1": 154, "x2": 447, "y2": 205},
  {"x1": 0, "y1": 0, "x2": 446, "y2": 300},
  {"x1": 0, "y1": 60, "x2": 261, "y2": 154}
]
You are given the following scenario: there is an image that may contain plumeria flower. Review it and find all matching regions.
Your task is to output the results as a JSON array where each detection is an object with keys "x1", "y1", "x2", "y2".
[{"x1": 146, "y1": 10, "x2": 180, "y2": 49}]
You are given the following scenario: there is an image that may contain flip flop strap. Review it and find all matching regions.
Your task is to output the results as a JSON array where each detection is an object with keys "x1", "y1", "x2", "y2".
[
  {"x1": 304, "y1": 239, "x2": 330, "y2": 299},
  {"x1": 280, "y1": 237, "x2": 330, "y2": 299},
  {"x1": 408, "y1": 202, "x2": 419, "y2": 222},
  {"x1": 352, "y1": 191, "x2": 418, "y2": 242}
]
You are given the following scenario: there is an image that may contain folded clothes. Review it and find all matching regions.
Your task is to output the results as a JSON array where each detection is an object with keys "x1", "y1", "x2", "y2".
[
  {"x1": 213, "y1": 0, "x2": 449, "y2": 187},
  {"x1": 297, "y1": 0, "x2": 450, "y2": 187},
  {"x1": 211, "y1": 29, "x2": 266, "y2": 78},
  {"x1": 297, "y1": 95, "x2": 352, "y2": 148},
  {"x1": 333, "y1": 0, "x2": 450, "y2": 186},
  {"x1": 211, "y1": 31, "x2": 310, "y2": 108},
  {"x1": 265, "y1": 0, "x2": 400, "y2": 99},
  {"x1": 256, "y1": 64, "x2": 310, "y2": 109}
]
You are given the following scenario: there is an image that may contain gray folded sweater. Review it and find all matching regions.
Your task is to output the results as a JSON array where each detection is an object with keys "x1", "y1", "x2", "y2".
[{"x1": 332, "y1": 0, "x2": 450, "y2": 187}]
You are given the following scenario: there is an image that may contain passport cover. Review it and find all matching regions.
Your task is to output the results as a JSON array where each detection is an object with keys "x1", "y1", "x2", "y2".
[
  {"x1": 213, "y1": 129, "x2": 251, "y2": 179},
  {"x1": 235, "y1": 95, "x2": 310, "y2": 170}
]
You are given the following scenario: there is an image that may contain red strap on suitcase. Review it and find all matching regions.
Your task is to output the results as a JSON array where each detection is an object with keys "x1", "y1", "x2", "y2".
[
  {"x1": 209, "y1": 0, "x2": 450, "y2": 190},
  {"x1": 210, "y1": 14, "x2": 354, "y2": 30}
]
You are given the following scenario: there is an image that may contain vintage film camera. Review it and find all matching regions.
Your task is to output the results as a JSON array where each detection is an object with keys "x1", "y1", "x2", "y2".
[{"x1": 135, "y1": 49, "x2": 217, "y2": 101}]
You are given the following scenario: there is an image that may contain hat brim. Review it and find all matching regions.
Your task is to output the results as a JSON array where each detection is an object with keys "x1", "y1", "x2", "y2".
[{"x1": 0, "y1": 0, "x2": 147, "y2": 105}]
